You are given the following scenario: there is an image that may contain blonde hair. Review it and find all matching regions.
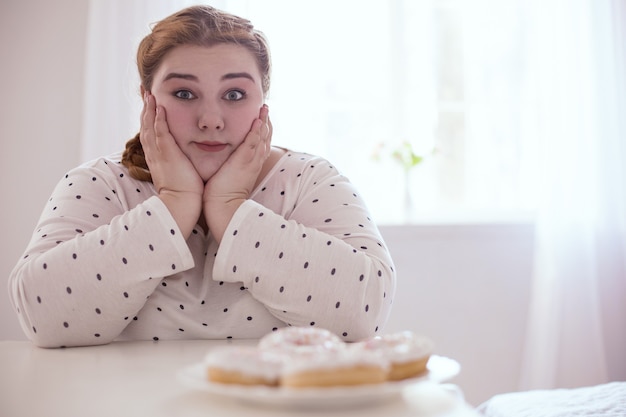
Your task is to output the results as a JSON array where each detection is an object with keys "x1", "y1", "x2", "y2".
[{"x1": 121, "y1": 5, "x2": 271, "y2": 182}]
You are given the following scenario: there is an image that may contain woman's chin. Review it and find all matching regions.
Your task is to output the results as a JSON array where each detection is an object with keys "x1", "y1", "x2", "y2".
[
  {"x1": 192, "y1": 161, "x2": 221, "y2": 183},
  {"x1": 199, "y1": 172, "x2": 217, "y2": 183}
]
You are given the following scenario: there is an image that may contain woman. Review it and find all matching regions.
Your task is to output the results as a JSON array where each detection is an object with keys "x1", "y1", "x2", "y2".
[{"x1": 8, "y1": 5, "x2": 396, "y2": 348}]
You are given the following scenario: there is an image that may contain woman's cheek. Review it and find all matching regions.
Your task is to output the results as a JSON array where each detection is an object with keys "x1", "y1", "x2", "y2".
[
  {"x1": 162, "y1": 106, "x2": 191, "y2": 143},
  {"x1": 231, "y1": 111, "x2": 259, "y2": 143}
]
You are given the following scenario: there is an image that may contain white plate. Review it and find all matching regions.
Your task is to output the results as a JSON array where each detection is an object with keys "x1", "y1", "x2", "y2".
[{"x1": 177, "y1": 355, "x2": 460, "y2": 408}]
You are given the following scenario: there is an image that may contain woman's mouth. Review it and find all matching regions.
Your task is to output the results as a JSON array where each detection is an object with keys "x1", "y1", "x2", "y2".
[{"x1": 195, "y1": 141, "x2": 228, "y2": 152}]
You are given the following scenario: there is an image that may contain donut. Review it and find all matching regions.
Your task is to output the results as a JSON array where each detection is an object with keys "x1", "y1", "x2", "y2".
[
  {"x1": 280, "y1": 347, "x2": 389, "y2": 388},
  {"x1": 203, "y1": 328, "x2": 435, "y2": 388},
  {"x1": 356, "y1": 331, "x2": 434, "y2": 381},
  {"x1": 258, "y1": 326, "x2": 344, "y2": 354},
  {"x1": 204, "y1": 346, "x2": 284, "y2": 386}
]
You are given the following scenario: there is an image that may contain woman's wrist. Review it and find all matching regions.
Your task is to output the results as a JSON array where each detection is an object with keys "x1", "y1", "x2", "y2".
[
  {"x1": 159, "y1": 190, "x2": 202, "y2": 239},
  {"x1": 204, "y1": 197, "x2": 246, "y2": 243}
]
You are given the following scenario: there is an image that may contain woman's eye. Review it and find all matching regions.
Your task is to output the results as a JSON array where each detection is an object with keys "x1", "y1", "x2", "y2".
[
  {"x1": 224, "y1": 90, "x2": 245, "y2": 101},
  {"x1": 174, "y1": 90, "x2": 195, "y2": 100}
]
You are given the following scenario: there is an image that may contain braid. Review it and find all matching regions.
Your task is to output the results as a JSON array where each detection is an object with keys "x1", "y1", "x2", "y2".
[{"x1": 121, "y1": 133, "x2": 153, "y2": 182}]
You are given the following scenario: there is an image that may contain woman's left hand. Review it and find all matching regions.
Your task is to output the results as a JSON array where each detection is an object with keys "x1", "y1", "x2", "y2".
[{"x1": 203, "y1": 105, "x2": 272, "y2": 242}]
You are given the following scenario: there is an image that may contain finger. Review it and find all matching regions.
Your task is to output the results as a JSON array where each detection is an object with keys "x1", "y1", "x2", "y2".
[
  {"x1": 260, "y1": 107, "x2": 272, "y2": 158},
  {"x1": 153, "y1": 105, "x2": 171, "y2": 152},
  {"x1": 259, "y1": 103, "x2": 269, "y2": 123},
  {"x1": 259, "y1": 105, "x2": 271, "y2": 140},
  {"x1": 140, "y1": 93, "x2": 156, "y2": 152},
  {"x1": 141, "y1": 92, "x2": 155, "y2": 130},
  {"x1": 153, "y1": 105, "x2": 187, "y2": 161},
  {"x1": 266, "y1": 115, "x2": 273, "y2": 141},
  {"x1": 264, "y1": 115, "x2": 273, "y2": 146}
]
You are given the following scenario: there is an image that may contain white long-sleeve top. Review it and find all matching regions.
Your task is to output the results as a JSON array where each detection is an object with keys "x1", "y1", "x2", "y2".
[{"x1": 9, "y1": 149, "x2": 396, "y2": 348}]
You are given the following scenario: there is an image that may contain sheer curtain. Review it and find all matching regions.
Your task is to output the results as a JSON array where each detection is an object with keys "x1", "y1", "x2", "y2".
[{"x1": 519, "y1": 0, "x2": 626, "y2": 388}]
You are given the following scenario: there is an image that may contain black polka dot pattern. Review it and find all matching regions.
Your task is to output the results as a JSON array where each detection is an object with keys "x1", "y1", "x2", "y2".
[
  {"x1": 213, "y1": 152, "x2": 395, "y2": 342},
  {"x1": 8, "y1": 150, "x2": 395, "y2": 347}
]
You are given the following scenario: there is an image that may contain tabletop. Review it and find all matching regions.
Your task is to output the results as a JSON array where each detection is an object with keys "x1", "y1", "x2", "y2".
[{"x1": 0, "y1": 339, "x2": 482, "y2": 417}]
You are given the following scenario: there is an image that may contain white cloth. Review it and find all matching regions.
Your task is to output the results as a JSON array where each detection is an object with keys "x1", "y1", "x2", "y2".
[
  {"x1": 477, "y1": 382, "x2": 626, "y2": 417},
  {"x1": 8, "y1": 150, "x2": 395, "y2": 347}
]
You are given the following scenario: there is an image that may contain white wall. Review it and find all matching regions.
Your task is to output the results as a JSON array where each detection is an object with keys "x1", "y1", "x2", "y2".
[
  {"x1": 0, "y1": 0, "x2": 88, "y2": 341},
  {"x1": 380, "y1": 223, "x2": 534, "y2": 405},
  {"x1": 0, "y1": 0, "x2": 536, "y2": 407}
]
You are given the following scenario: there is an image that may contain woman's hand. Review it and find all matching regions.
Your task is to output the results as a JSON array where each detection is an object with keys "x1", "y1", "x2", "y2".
[
  {"x1": 203, "y1": 105, "x2": 272, "y2": 243},
  {"x1": 141, "y1": 92, "x2": 203, "y2": 239}
]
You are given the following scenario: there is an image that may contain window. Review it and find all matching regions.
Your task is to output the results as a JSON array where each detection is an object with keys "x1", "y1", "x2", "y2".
[
  {"x1": 240, "y1": 0, "x2": 538, "y2": 224},
  {"x1": 85, "y1": 0, "x2": 540, "y2": 224}
]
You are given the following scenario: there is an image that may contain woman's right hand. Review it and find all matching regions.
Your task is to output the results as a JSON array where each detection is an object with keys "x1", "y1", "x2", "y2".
[{"x1": 140, "y1": 92, "x2": 203, "y2": 239}]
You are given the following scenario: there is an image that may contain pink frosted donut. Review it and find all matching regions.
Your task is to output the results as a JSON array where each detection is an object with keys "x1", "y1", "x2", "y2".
[
  {"x1": 258, "y1": 326, "x2": 344, "y2": 353},
  {"x1": 280, "y1": 346, "x2": 389, "y2": 388},
  {"x1": 204, "y1": 346, "x2": 284, "y2": 386},
  {"x1": 356, "y1": 331, "x2": 434, "y2": 381}
]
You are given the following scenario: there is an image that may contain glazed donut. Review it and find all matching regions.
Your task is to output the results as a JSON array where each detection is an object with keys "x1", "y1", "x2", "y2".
[
  {"x1": 280, "y1": 347, "x2": 389, "y2": 388},
  {"x1": 204, "y1": 346, "x2": 284, "y2": 386},
  {"x1": 258, "y1": 326, "x2": 344, "y2": 354},
  {"x1": 357, "y1": 331, "x2": 434, "y2": 381}
]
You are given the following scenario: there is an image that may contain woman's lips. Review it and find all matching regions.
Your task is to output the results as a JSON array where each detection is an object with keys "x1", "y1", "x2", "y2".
[{"x1": 195, "y1": 142, "x2": 228, "y2": 152}]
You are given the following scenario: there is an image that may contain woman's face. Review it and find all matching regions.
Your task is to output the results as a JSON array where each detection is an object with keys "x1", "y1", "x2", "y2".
[{"x1": 150, "y1": 43, "x2": 265, "y2": 181}]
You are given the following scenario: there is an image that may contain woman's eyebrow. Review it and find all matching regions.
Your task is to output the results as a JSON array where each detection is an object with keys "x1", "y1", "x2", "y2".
[
  {"x1": 163, "y1": 73, "x2": 198, "y2": 82},
  {"x1": 221, "y1": 72, "x2": 255, "y2": 83},
  {"x1": 162, "y1": 72, "x2": 255, "y2": 83}
]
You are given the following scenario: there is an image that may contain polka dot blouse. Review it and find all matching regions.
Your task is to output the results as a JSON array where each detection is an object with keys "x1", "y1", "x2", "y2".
[{"x1": 8, "y1": 150, "x2": 396, "y2": 348}]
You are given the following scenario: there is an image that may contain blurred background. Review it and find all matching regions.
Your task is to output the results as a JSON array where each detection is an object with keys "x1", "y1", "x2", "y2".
[{"x1": 1, "y1": 0, "x2": 624, "y2": 406}]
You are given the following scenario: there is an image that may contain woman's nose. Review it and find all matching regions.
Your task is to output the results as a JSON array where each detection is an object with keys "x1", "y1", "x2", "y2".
[{"x1": 198, "y1": 102, "x2": 224, "y2": 131}]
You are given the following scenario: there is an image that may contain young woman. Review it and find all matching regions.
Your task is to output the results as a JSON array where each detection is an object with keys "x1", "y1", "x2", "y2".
[{"x1": 8, "y1": 5, "x2": 396, "y2": 348}]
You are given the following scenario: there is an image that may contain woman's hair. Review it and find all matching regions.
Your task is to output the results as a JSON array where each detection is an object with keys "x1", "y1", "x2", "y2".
[{"x1": 121, "y1": 5, "x2": 271, "y2": 182}]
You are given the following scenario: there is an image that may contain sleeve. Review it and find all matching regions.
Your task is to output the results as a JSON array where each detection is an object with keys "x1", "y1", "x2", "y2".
[
  {"x1": 7, "y1": 165, "x2": 195, "y2": 348},
  {"x1": 213, "y1": 158, "x2": 396, "y2": 341}
]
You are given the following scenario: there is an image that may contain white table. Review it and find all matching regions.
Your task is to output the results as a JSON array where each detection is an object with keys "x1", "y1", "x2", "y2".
[{"x1": 0, "y1": 339, "x2": 481, "y2": 417}]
